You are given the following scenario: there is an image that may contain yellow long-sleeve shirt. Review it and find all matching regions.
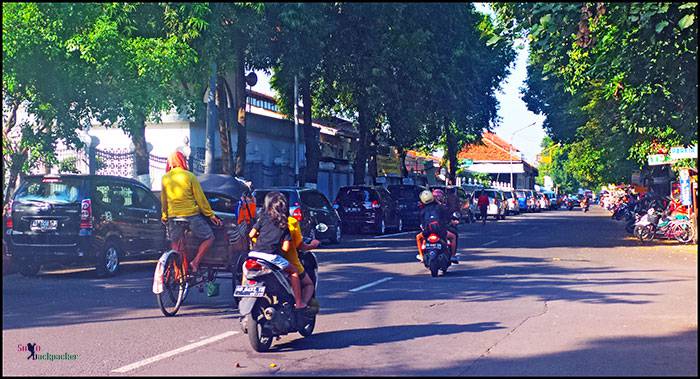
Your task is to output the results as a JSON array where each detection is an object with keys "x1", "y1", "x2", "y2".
[{"x1": 160, "y1": 167, "x2": 214, "y2": 221}]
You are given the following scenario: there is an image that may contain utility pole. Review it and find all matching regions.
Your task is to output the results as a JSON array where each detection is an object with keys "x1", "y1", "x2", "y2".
[
  {"x1": 293, "y1": 75, "x2": 300, "y2": 187},
  {"x1": 205, "y1": 61, "x2": 217, "y2": 174},
  {"x1": 510, "y1": 122, "x2": 536, "y2": 189}
]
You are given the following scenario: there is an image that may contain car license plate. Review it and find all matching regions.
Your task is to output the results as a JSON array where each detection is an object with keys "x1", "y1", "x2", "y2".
[
  {"x1": 234, "y1": 285, "x2": 266, "y2": 298},
  {"x1": 347, "y1": 207, "x2": 360, "y2": 213},
  {"x1": 30, "y1": 219, "x2": 58, "y2": 232}
]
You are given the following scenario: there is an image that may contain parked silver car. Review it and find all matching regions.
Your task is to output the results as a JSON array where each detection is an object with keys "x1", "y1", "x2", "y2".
[{"x1": 474, "y1": 188, "x2": 507, "y2": 220}]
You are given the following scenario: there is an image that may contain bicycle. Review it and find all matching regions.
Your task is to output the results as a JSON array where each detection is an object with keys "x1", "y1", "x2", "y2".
[{"x1": 155, "y1": 217, "x2": 246, "y2": 317}]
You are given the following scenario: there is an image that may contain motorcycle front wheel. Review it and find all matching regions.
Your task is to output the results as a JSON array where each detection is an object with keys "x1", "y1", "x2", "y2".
[{"x1": 673, "y1": 224, "x2": 693, "y2": 244}]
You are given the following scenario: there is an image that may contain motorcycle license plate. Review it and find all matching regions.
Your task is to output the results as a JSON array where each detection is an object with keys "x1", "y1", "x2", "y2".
[
  {"x1": 234, "y1": 285, "x2": 266, "y2": 298},
  {"x1": 426, "y1": 243, "x2": 441, "y2": 249},
  {"x1": 30, "y1": 219, "x2": 58, "y2": 232}
]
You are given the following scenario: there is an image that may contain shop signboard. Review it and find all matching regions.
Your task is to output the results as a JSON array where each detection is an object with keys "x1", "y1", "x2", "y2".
[
  {"x1": 647, "y1": 154, "x2": 677, "y2": 166},
  {"x1": 376, "y1": 154, "x2": 402, "y2": 176},
  {"x1": 669, "y1": 145, "x2": 698, "y2": 160},
  {"x1": 680, "y1": 169, "x2": 692, "y2": 206},
  {"x1": 459, "y1": 159, "x2": 473, "y2": 168}
]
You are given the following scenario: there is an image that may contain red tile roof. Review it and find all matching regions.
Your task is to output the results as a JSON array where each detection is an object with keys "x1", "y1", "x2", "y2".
[{"x1": 458, "y1": 132, "x2": 522, "y2": 162}]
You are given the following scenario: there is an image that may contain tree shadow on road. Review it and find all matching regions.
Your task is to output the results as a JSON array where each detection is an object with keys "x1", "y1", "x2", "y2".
[
  {"x1": 272, "y1": 322, "x2": 506, "y2": 352},
  {"x1": 274, "y1": 328, "x2": 697, "y2": 376}
]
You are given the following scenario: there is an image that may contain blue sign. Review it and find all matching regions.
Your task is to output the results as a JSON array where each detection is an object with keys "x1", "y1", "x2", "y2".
[{"x1": 679, "y1": 169, "x2": 692, "y2": 206}]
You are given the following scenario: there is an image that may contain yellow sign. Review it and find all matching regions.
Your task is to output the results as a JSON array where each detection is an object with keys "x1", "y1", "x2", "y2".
[{"x1": 377, "y1": 154, "x2": 401, "y2": 176}]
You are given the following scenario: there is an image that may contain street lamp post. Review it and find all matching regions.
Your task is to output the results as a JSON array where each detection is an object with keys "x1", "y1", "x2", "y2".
[
  {"x1": 293, "y1": 75, "x2": 300, "y2": 187},
  {"x1": 510, "y1": 121, "x2": 537, "y2": 189}
]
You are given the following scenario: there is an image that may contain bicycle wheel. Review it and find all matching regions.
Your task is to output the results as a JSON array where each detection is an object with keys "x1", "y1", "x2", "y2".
[
  {"x1": 158, "y1": 253, "x2": 187, "y2": 317},
  {"x1": 673, "y1": 223, "x2": 693, "y2": 244}
]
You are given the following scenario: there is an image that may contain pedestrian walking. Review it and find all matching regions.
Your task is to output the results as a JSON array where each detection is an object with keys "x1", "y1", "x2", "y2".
[{"x1": 477, "y1": 190, "x2": 489, "y2": 225}]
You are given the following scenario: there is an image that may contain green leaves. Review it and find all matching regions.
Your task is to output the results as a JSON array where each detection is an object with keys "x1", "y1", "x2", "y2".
[
  {"x1": 655, "y1": 20, "x2": 669, "y2": 33},
  {"x1": 678, "y1": 14, "x2": 694, "y2": 29}
]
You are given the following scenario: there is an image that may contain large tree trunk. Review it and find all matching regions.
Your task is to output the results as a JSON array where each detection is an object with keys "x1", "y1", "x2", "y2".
[
  {"x1": 301, "y1": 77, "x2": 320, "y2": 187},
  {"x1": 3, "y1": 153, "x2": 26, "y2": 204},
  {"x1": 368, "y1": 142, "x2": 377, "y2": 185},
  {"x1": 233, "y1": 50, "x2": 247, "y2": 178},
  {"x1": 397, "y1": 146, "x2": 408, "y2": 178},
  {"x1": 445, "y1": 117, "x2": 458, "y2": 185},
  {"x1": 132, "y1": 114, "x2": 150, "y2": 186},
  {"x1": 217, "y1": 76, "x2": 232, "y2": 175},
  {"x1": 353, "y1": 96, "x2": 370, "y2": 185}
]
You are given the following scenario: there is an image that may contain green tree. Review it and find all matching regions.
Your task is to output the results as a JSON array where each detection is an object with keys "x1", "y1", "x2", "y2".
[
  {"x1": 266, "y1": 3, "x2": 335, "y2": 186},
  {"x1": 65, "y1": 3, "x2": 206, "y2": 185},
  {"x1": 418, "y1": 4, "x2": 515, "y2": 184},
  {"x1": 2, "y1": 3, "x2": 111, "y2": 202},
  {"x1": 496, "y1": 2, "x2": 697, "y2": 189}
]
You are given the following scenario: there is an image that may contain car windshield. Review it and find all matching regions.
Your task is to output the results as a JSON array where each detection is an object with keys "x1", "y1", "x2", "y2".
[
  {"x1": 388, "y1": 186, "x2": 421, "y2": 200},
  {"x1": 338, "y1": 187, "x2": 377, "y2": 203},
  {"x1": 253, "y1": 190, "x2": 298, "y2": 210},
  {"x1": 14, "y1": 177, "x2": 82, "y2": 204},
  {"x1": 484, "y1": 191, "x2": 497, "y2": 199}
]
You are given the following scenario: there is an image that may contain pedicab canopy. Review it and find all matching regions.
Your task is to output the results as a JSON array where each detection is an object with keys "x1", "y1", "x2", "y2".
[{"x1": 197, "y1": 174, "x2": 252, "y2": 200}]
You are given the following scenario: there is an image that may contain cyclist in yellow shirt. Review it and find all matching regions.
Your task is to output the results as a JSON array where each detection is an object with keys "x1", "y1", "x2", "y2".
[{"x1": 161, "y1": 151, "x2": 222, "y2": 273}]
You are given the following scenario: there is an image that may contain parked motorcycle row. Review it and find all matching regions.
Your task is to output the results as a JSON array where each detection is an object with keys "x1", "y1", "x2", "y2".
[{"x1": 602, "y1": 191, "x2": 695, "y2": 244}]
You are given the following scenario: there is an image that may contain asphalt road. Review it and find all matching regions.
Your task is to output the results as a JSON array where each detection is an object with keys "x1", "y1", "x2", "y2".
[{"x1": 3, "y1": 206, "x2": 697, "y2": 376}]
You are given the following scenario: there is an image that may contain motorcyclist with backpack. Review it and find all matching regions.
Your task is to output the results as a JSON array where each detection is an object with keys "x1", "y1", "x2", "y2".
[{"x1": 415, "y1": 189, "x2": 458, "y2": 264}]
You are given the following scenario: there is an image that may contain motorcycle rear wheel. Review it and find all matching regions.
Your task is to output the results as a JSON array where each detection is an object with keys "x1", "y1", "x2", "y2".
[
  {"x1": 429, "y1": 260, "x2": 439, "y2": 277},
  {"x1": 640, "y1": 225, "x2": 655, "y2": 242},
  {"x1": 247, "y1": 299, "x2": 273, "y2": 352}
]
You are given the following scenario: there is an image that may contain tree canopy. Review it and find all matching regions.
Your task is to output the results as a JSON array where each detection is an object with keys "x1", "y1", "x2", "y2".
[{"x1": 496, "y1": 2, "x2": 697, "y2": 189}]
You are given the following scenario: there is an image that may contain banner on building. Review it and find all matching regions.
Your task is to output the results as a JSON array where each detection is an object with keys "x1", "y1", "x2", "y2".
[
  {"x1": 680, "y1": 169, "x2": 692, "y2": 206},
  {"x1": 647, "y1": 154, "x2": 677, "y2": 166},
  {"x1": 377, "y1": 154, "x2": 401, "y2": 176},
  {"x1": 669, "y1": 145, "x2": 698, "y2": 160}
]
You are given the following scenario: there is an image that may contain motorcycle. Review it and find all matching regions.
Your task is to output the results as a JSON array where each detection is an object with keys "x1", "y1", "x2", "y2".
[
  {"x1": 634, "y1": 209, "x2": 693, "y2": 243},
  {"x1": 420, "y1": 212, "x2": 459, "y2": 277},
  {"x1": 235, "y1": 230, "x2": 321, "y2": 352},
  {"x1": 581, "y1": 198, "x2": 590, "y2": 212},
  {"x1": 566, "y1": 199, "x2": 575, "y2": 211}
]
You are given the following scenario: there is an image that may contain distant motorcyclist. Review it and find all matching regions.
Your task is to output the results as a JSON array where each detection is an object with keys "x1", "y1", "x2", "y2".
[{"x1": 415, "y1": 189, "x2": 458, "y2": 264}]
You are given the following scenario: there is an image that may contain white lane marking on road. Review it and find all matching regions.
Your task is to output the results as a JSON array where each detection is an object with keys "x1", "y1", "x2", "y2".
[
  {"x1": 112, "y1": 331, "x2": 239, "y2": 373},
  {"x1": 373, "y1": 231, "x2": 414, "y2": 239},
  {"x1": 349, "y1": 277, "x2": 394, "y2": 292},
  {"x1": 480, "y1": 240, "x2": 498, "y2": 247},
  {"x1": 513, "y1": 232, "x2": 523, "y2": 237}
]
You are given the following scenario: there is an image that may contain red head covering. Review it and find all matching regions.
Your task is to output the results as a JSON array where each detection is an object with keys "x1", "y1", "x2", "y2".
[{"x1": 165, "y1": 151, "x2": 188, "y2": 172}]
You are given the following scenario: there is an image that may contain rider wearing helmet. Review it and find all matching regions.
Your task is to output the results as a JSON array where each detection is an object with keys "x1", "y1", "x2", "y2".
[{"x1": 415, "y1": 189, "x2": 458, "y2": 264}]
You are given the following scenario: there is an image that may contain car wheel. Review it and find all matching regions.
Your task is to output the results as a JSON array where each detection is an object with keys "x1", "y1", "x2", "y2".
[
  {"x1": 331, "y1": 225, "x2": 342, "y2": 244},
  {"x1": 96, "y1": 240, "x2": 120, "y2": 277},
  {"x1": 377, "y1": 218, "x2": 386, "y2": 235},
  {"x1": 18, "y1": 262, "x2": 41, "y2": 277}
]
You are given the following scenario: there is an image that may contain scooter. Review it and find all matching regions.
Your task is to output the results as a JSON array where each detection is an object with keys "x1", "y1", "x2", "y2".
[
  {"x1": 419, "y1": 213, "x2": 459, "y2": 278},
  {"x1": 236, "y1": 232, "x2": 320, "y2": 352}
]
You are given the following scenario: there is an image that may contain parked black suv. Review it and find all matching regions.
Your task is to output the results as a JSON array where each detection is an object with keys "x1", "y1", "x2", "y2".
[
  {"x1": 334, "y1": 185, "x2": 402, "y2": 235},
  {"x1": 387, "y1": 184, "x2": 426, "y2": 230},
  {"x1": 5, "y1": 174, "x2": 166, "y2": 277},
  {"x1": 253, "y1": 187, "x2": 342, "y2": 244}
]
